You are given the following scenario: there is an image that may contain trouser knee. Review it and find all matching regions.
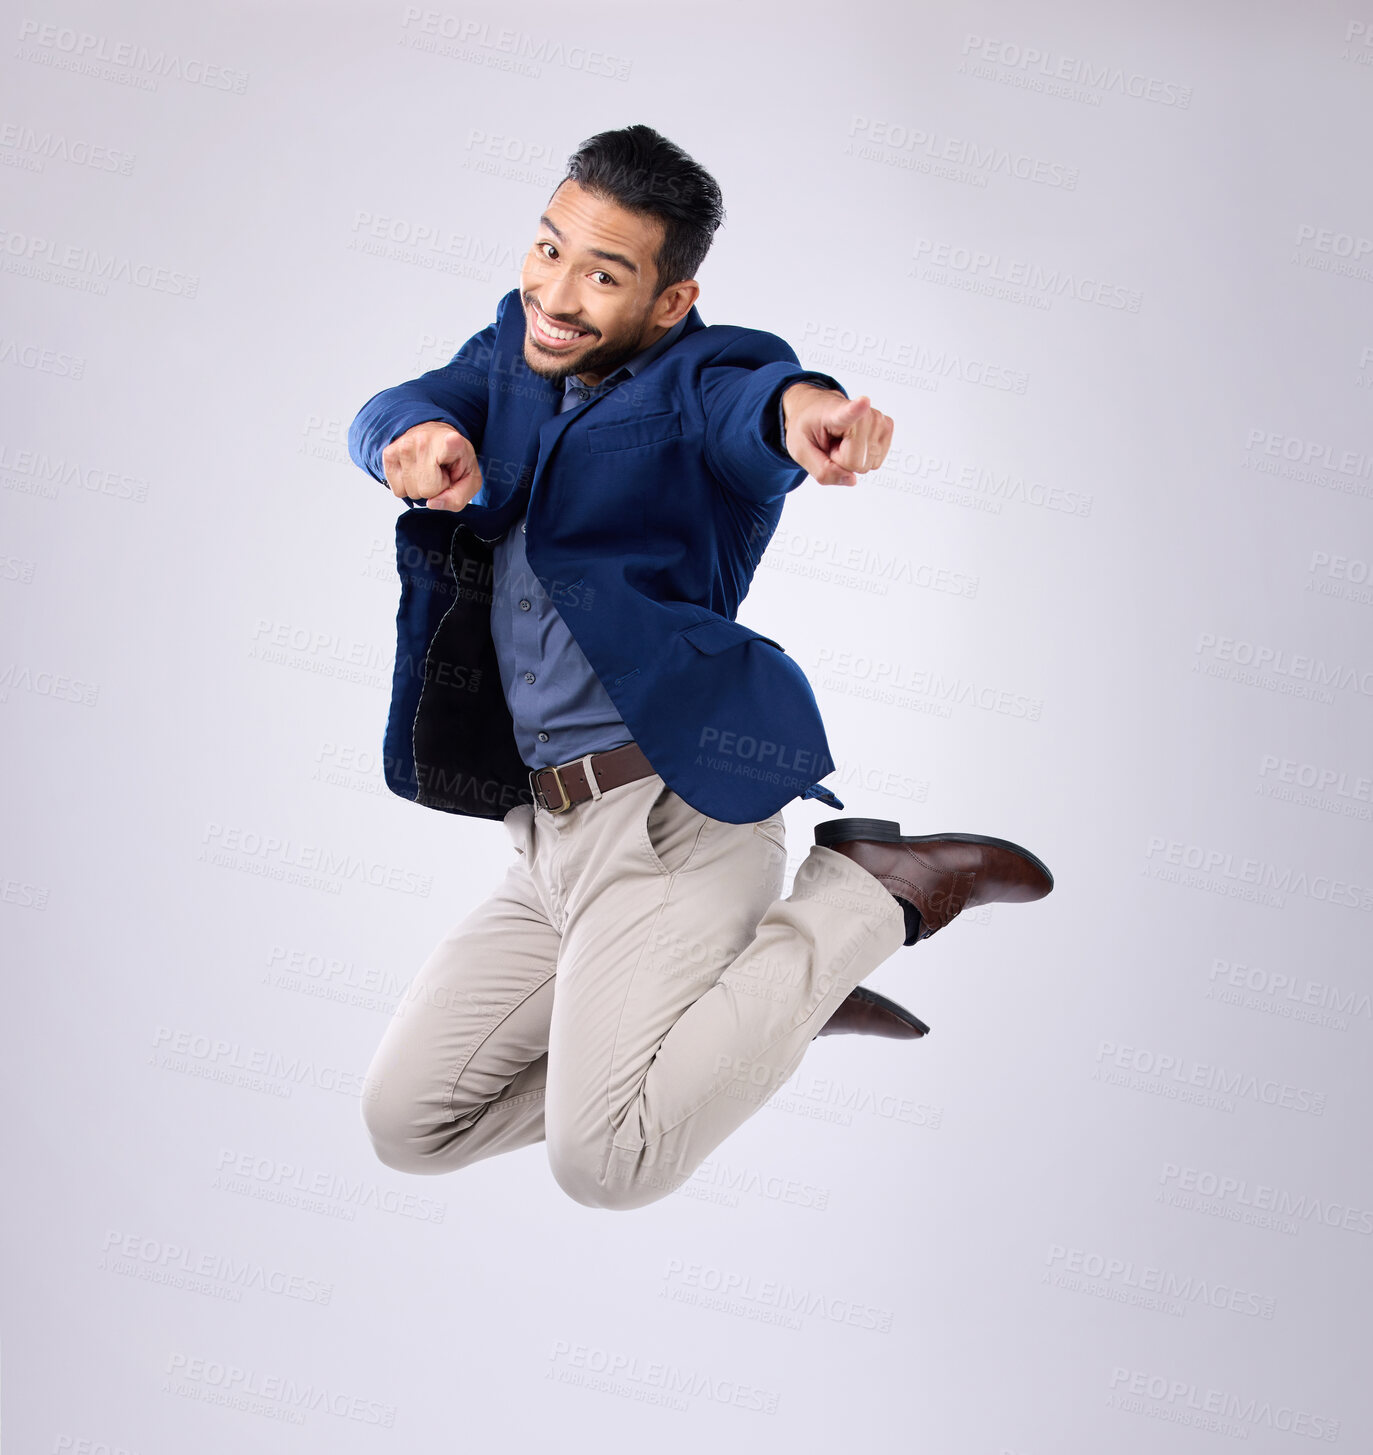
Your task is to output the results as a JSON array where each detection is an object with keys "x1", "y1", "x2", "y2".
[
  {"x1": 360, "y1": 1087, "x2": 422, "y2": 1172},
  {"x1": 358, "y1": 1081, "x2": 464, "y2": 1175},
  {"x1": 546, "y1": 1136, "x2": 691, "y2": 1211}
]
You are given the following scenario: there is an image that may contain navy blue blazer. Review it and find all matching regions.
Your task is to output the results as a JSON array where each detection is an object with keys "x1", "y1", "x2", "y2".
[{"x1": 348, "y1": 286, "x2": 850, "y2": 824}]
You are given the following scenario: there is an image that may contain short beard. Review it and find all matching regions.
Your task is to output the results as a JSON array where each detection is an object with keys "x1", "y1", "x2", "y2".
[{"x1": 521, "y1": 296, "x2": 652, "y2": 385}]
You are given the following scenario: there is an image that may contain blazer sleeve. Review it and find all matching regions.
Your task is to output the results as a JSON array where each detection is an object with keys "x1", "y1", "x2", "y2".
[
  {"x1": 347, "y1": 291, "x2": 512, "y2": 487},
  {"x1": 699, "y1": 336, "x2": 849, "y2": 505}
]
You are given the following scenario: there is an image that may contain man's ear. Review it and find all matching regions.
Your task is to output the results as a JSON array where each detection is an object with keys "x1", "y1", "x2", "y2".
[{"x1": 655, "y1": 279, "x2": 699, "y2": 328}]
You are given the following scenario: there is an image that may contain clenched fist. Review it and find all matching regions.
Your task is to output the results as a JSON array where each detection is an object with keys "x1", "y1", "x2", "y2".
[{"x1": 381, "y1": 421, "x2": 483, "y2": 511}]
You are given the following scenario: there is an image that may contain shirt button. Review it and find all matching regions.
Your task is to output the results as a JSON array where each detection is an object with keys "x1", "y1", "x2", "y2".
[
  {"x1": 537, "y1": 731, "x2": 549, "y2": 743},
  {"x1": 518, "y1": 598, "x2": 531, "y2": 611},
  {"x1": 521, "y1": 522, "x2": 527, "y2": 533},
  {"x1": 524, "y1": 671, "x2": 536, "y2": 684}
]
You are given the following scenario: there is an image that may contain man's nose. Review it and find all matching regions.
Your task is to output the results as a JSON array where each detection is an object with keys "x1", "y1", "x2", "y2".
[{"x1": 538, "y1": 273, "x2": 582, "y2": 323}]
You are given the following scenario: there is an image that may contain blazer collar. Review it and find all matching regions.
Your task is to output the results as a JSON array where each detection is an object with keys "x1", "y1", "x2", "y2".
[{"x1": 458, "y1": 295, "x2": 704, "y2": 538}]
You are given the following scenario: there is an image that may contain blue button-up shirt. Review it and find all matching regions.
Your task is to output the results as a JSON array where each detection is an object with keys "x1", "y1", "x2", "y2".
[{"x1": 490, "y1": 313, "x2": 835, "y2": 769}]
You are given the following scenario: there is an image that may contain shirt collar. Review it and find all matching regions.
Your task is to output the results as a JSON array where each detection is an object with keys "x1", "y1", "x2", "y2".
[{"x1": 562, "y1": 312, "x2": 690, "y2": 403}]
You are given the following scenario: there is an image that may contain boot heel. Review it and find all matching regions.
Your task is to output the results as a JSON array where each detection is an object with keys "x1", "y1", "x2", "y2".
[{"x1": 814, "y1": 817, "x2": 903, "y2": 847}]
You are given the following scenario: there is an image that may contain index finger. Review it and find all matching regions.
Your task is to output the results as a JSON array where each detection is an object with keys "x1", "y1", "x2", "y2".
[{"x1": 829, "y1": 411, "x2": 882, "y2": 472}]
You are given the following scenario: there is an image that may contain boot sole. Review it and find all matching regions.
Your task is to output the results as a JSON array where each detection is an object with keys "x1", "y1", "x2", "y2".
[
  {"x1": 850, "y1": 984, "x2": 930, "y2": 1037},
  {"x1": 815, "y1": 818, "x2": 1054, "y2": 890}
]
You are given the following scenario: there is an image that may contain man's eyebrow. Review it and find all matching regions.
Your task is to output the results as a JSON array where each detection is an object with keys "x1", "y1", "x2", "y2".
[{"x1": 537, "y1": 214, "x2": 640, "y2": 277}]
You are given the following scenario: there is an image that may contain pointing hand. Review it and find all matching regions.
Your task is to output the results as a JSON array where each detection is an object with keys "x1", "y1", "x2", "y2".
[
  {"x1": 381, "y1": 421, "x2": 484, "y2": 511},
  {"x1": 781, "y1": 385, "x2": 894, "y2": 487}
]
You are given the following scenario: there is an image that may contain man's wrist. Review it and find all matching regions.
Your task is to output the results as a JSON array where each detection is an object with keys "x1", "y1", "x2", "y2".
[
  {"x1": 761, "y1": 371, "x2": 847, "y2": 463},
  {"x1": 781, "y1": 380, "x2": 841, "y2": 433}
]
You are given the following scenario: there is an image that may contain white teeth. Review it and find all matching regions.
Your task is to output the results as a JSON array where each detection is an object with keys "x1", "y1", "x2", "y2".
[{"x1": 533, "y1": 305, "x2": 586, "y2": 342}]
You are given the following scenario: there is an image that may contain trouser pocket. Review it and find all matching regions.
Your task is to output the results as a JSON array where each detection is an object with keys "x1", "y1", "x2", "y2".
[
  {"x1": 503, "y1": 802, "x2": 534, "y2": 856},
  {"x1": 751, "y1": 811, "x2": 786, "y2": 854},
  {"x1": 643, "y1": 782, "x2": 709, "y2": 876}
]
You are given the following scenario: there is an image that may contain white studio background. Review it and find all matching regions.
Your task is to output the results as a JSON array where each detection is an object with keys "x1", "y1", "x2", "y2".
[{"x1": 2, "y1": 1, "x2": 1370, "y2": 1451}]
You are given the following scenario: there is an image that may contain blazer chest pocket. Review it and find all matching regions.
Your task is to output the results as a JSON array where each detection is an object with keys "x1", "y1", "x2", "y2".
[
  {"x1": 587, "y1": 408, "x2": 683, "y2": 453},
  {"x1": 679, "y1": 617, "x2": 784, "y2": 654}
]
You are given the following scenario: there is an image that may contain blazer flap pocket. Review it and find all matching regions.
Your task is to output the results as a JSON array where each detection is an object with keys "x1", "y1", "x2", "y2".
[
  {"x1": 680, "y1": 617, "x2": 784, "y2": 655},
  {"x1": 587, "y1": 408, "x2": 684, "y2": 453}
]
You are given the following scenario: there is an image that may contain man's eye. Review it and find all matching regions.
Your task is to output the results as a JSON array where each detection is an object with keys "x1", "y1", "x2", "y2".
[
  {"x1": 538, "y1": 242, "x2": 556, "y2": 258},
  {"x1": 593, "y1": 271, "x2": 613, "y2": 285}
]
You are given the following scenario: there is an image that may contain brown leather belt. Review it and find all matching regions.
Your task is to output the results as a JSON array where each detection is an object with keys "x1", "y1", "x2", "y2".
[{"x1": 528, "y1": 741, "x2": 655, "y2": 813}]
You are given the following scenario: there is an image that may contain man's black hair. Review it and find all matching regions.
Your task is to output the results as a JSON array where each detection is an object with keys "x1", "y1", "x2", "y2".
[{"x1": 554, "y1": 124, "x2": 726, "y2": 295}]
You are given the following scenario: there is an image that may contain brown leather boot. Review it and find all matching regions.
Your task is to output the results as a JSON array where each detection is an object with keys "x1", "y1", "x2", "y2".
[
  {"x1": 816, "y1": 818, "x2": 1054, "y2": 945},
  {"x1": 816, "y1": 985, "x2": 929, "y2": 1039}
]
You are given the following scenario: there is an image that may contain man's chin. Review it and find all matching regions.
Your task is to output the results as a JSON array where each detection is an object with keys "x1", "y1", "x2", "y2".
[{"x1": 522, "y1": 342, "x2": 582, "y2": 382}]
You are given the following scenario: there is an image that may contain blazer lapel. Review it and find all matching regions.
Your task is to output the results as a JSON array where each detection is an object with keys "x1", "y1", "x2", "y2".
[
  {"x1": 526, "y1": 304, "x2": 704, "y2": 491},
  {"x1": 457, "y1": 353, "x2": 559, "y2": 539},
  {"x1": 469, "y1": 300, "x2": 709, "y2": 527}
]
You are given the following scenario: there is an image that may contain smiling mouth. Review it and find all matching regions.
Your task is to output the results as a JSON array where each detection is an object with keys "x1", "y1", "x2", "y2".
[{"x1": 528, "y1": 300, "x2": 593, "y2": 347}]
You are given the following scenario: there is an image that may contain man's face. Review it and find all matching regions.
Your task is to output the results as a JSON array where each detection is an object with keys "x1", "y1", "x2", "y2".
[{"x1": 518, "y1": 178, "x2": 698, "y2": 387}]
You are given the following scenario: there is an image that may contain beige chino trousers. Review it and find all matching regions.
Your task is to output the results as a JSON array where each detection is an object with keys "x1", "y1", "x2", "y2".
[{"x1": 361, "y1": 772, "x2": 906, "y2": 1210}]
